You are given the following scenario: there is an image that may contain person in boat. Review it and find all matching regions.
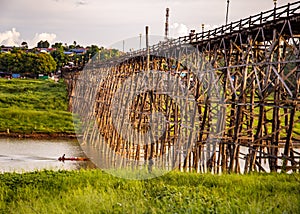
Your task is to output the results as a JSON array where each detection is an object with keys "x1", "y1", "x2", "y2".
[
  {"x1": 58, "y1": 154, "x2": 89, "y2": 161},
  {"x1": 58, "y1": 154, "x2": 66, "y2": 161}
]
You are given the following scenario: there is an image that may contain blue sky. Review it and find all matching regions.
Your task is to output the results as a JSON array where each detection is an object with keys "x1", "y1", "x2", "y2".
[{"x1": 0, "y1": 0, "x2": 294, "y2": 48}]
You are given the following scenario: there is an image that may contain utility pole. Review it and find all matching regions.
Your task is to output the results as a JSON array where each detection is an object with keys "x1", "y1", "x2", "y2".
[
  {"x1": 122, "y1": 40, "x2": 125, "y2": 53},
  {"x1": 139, "y1": 33, "x2": 142, "y2": 49},
  {"x1": 226, "y1": 0, "x2": 230, "y2": 25},
  {"x1": 273, "y1": 0, "x2": 277, "y2": 20},
  {"x1": 165, "y1": 8, "x2": 169, "y2": 41},
  {"x1": 146, "y1": 26, "x2": 150, "y2": 71}
]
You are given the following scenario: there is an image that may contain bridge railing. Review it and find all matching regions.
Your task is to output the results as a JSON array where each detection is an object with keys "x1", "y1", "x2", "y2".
[
  {"x1": 97, "y1": 1, "x2": 300, "y2": 65},
  {"x1": 177, "y1": 1, "x2": 300, "y2": 44}
]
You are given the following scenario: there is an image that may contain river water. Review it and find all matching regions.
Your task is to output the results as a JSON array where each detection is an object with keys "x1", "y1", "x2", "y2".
[
  {"x1": 0, "y1": 138, "x2": 95, "y2": 173},
  {"x1": 1, "y1": 138, "x2": 298, "y2": 174}
]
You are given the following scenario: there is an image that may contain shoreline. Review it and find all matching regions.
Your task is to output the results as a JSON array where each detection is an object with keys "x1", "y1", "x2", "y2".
[{"x1": 0, "y1": 132, "x2": 81, "y2": 140}]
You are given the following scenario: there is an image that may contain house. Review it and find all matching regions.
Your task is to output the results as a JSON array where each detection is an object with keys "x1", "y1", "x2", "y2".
[
  {"x1": 70, "y1": 48, "x2": 86, "y2": 55},
  {"x1": 37, "y1": 48, "x2": 56, "y2": 53},
  {"x1": 0, "y1": 46, "x2": 14, "y2": 53},
  {"x1": 63, "y1": 51, "x2": 74, "y2": 56}
]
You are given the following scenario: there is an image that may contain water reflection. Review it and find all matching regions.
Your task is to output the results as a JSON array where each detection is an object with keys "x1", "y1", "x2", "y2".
[{"x1": 0, "y1": 138, "x2": 95, "y2": 173}]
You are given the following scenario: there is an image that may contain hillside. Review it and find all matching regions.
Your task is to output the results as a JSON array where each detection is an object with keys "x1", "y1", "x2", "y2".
[{"x1": 0, "y1": 78, "x2": 75, "y2": 137}]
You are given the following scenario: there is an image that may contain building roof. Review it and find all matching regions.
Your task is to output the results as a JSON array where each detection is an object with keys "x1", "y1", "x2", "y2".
[{"x1": 70, "y1": 48, "x2": 86, "y2": 54}]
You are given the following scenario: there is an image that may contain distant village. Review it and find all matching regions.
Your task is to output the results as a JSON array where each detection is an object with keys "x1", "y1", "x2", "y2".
[
  {"x1": 0, "y1": 40, "x2": 121, "y2": 79},
  {"x1": 1, "y1": 46, "x2": 86, "y2": 55}
]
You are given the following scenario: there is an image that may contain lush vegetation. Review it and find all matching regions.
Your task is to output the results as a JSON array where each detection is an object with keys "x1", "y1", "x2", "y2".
[
  {"x1": 51, "y1": 41, "x2": 121, "y2": 61},
  {"x1": 0, "y1": 51, "x2": 56, "y2": 75},
  {"x1": 0, "y1": 78, "x2": 75, "y2": 134},
  {"x1": 1, "y1": 41, "x2": 122, "y2": 75},
  {"x1": 0, "y1": 170, "x2": 299, "y2": 213}
]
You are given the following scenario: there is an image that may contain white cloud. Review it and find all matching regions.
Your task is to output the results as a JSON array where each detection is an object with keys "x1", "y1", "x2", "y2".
[
  {"x1": 0, "y1": 28, "x2": 57, "y2": 48},
  {"x1": 76, "y1": 0, "x2": 88, "y2": 6},
  {"x1": 29, "y1": 32, "x2": 57, "y2": 47},
  {"x1": 170, "y1": 23, "x2": 189, "y2": 38},
  {"x1": 52, "y1": 0, "x2": 88, "y2": 6},
  {"x1": 0, "y1": 28, "x2": 21, "y2": 46}
]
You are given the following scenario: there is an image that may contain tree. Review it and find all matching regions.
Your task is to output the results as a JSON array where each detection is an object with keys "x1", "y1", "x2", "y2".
[
  {"x1": 21, "y1": 41, "x2": 28, "y2": 49},
  {"x1": 23, "y1": 53, "x2": 37, "y2": 73},
  {"x1": 0, "y1": 53, "x2": 14, "y2": 72},
  {"x1": 68, "y1": 41, "x2": 83, "y2": 50},
  {"x1": 0, "y1": 51, "x2": 27, "y2": 73},
  {"x1": 51, "y1": 49, "x2": 69, "y2": 71},
  {"x1": 52, "y1": 42, "x2": 63, "y2": 49},
  {"x1": 52, "y1": 42, "x2": 69, "y2": 51},
  {"x1": 37, "y1": 40, "x2": 50, "y2": 48},
  {"x1": 98, "y1": 48, "x2": 120, "y2": 60},
  {"x1": 83, "y1": 45, "x2": 101, "y2": 63},
  {"x1": 0, "y1": 52, "x2": 56, "y2": 74},
  {"x1": 34, "y1": 53, "x2": 56, "y2": 74},
  {"x1": 86, "y1": 45, "x2": 100, "y2": 58}
]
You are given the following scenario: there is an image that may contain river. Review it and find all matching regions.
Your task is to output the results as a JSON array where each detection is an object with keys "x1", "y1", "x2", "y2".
[
  {"x1": 1, "y1": 138, "x2": 298, "y2": 174},
  {"x1": 0, "y1": 138, "x2": 95, "y2": 173}
]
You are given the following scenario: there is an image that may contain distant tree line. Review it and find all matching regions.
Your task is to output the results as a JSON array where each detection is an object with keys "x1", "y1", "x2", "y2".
[
  {"x1": 0, "y1": 51, "x2": 56, "y2": 75},
  {"x1": 49, "y1": 42, "x2": 121, "y2": 72},
  {"x1": 0, "y1": 40, "x2": 121, "y2": 75}
]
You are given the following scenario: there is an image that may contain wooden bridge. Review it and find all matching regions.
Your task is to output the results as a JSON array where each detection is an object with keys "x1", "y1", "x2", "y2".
[{"x1": 69, "y1": 1, "x2": 300, "y2": 174}]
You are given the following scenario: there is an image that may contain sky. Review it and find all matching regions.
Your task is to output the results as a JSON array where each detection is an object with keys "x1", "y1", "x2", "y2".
[{"x1": 0, "y1": 0, "x2": 295, "y2": 50}]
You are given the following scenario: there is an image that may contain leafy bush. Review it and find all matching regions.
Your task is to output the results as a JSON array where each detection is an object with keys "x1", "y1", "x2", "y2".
[{"x1": 0, "y1": 51, "x2": 56, "y2": 74}]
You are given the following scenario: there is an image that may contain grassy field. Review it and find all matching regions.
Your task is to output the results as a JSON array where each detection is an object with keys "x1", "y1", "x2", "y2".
[
  {"x1": 0, "y1": 78, "x2": 75, "y2": 134},
  {"x1": 0, "y1": 170, "x2": 299, "y2": 213}
]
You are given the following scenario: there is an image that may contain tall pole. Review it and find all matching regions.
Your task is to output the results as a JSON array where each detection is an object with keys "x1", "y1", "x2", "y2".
[
  {"x1": 139, "y1": 33, "x2": 142, "y2": 50},
  {"x1": 226, "y1": 0, "x2": 230, "y2": 25},
  {"x1": 146, "y1": 26, "x2": 150, "y2": 71},
  {"x1": 165, "y1": 8, "x2": 169, "y2": 41},
  {"x1": 273, "y1": 0, "x2": 277, "y2": 20}
]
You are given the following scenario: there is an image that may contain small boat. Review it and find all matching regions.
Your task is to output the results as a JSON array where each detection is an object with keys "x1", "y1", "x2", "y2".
[{"x1": 58, "y1": 154, "x2": 89, "y2": 162}]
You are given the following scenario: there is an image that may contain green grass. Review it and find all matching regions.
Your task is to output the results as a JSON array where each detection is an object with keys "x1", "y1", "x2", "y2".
[
  {"x1": 0, "y1": 170, "x2": 299, "y2": 213},
  {"x1": 0, "y1": 78, "x2": 75, "y2": 134}
]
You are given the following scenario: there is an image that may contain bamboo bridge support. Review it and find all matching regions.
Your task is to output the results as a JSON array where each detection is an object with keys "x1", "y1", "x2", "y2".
[{"x1": 68, "y1": 2, "x2": 300, "y2": 174}]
